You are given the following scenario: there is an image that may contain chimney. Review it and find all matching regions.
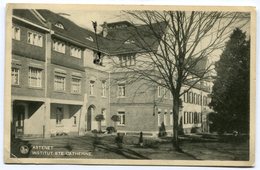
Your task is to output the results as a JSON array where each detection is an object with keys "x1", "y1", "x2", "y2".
[{"x1": 102, "y1": 22, "x2": 108, "y2": 37}]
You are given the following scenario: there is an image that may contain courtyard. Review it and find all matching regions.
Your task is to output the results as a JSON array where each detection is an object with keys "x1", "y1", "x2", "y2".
[{"x1": 11, "y1": 133, "x2": 249, "y2": 160}]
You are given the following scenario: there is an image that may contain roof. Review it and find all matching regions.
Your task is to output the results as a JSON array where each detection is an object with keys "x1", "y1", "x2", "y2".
[
  {"x1": 12, "y1": 9, "x2": 167, "y2": 55},
  {"x1": 36, "y1": 10, "x2": 99, "y2": 50},
  {"x1": 100, "y1": 21, "x2": 167, "y2": 55},
  {"x1": 13, "y1": 9, "x2": 46, "y2": 28}
]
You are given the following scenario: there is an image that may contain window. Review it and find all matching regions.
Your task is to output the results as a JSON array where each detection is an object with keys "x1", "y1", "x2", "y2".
[
  {"x1": 157, "y1": 111, "x2": 161, "y2": 126},
  {"x1": 188, "y1": 92, "x2": 193, "y2": 103},
  {"x1": 119, "y1": 54, "x2": 136, "y2": 67},
  {"x1": 184, "y1": 112, "x2": 187, "y2": 124},
  {"x1": 158, "y1": 84, "x2": 162, "y2": 97},
  {"x1": 55, "y1": 22, "x2": 64, "y2": 29},
  {"x1": 184, "y1": 92, "x2": 188, "y2": 103},
  {"x1": 70, "y1": 46, "x2": 82, "y2": 58},
  {"x1": 203, "y1": 96, "x2": 207, "y2": 106},
  {"x1": 27, "y1": 31, "x2": 43, "y2": 47},
  {"x1": 71, "y1": 78, "x2": 81, "y2": 93},
  {"x1": 163, "y1": 88, "x2": 167, "y2": 98},
  {"x1": 170, "y1": 111, "x2": 173, "y2": 125},
  {"x1": 54, "y1": 75, "x2": 66, "y2": 91},
  {"x1": 29, "y1": 67, "x2": 42, "y2": 88},
  {"x1": 194, "y1": 93, "x2": 197, "y2": 105},
  {"x1": 12, "y1": 26, "x2": 20, "y2": 40},
  {"x1": 90, "y1": 81, "x2": 95, "y2": 96},
  {"x1": 102, "y1": 81, "x2": 106, "y2": 97},
  {"x1": 12, "y1": 68, "x2": 19, "y2": 85},
  {"x1": 164, "y1": 112, "x2": 167, "y2": 125},
  {"x1": 53, "y1": 40, "x2": 65, "y2": 53},
  {"x1": 73, "y1": 116, "x2": 77, "y2": 126},
  {"x1": 118, "y1": 112, "x2": 125, "y2": 125},
  {"x1": 118, "y1": 84, "x2": 125, "y2": 97},
  {"x1": 194, "y1": 112, "x2": 197, "y2": 123},
  {"x1": 101, "y1": 109, "x2": 106, "y2": 126},
  {"x1": 56, "y1": 107, "x2": 63, "y2": 125}
]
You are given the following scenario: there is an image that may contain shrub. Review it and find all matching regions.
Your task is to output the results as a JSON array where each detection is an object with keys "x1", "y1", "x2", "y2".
[{"x1": 106, "y1": 126, "x2": 116, "y2": 134}]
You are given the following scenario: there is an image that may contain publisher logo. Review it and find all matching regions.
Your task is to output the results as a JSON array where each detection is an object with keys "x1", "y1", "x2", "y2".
[{"x1": 20, "y1": 145, "x2": 29, "y2": 155}]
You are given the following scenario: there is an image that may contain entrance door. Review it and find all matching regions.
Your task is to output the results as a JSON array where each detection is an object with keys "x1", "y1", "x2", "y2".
[
  {"x1": 86, "y1": 106, "x2": 94, "y2": 131},
  {"x1": 14, "y1": 105, "x2": 25, "y2": 137}
]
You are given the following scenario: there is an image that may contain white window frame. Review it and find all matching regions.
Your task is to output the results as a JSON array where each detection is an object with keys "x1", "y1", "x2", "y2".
[
  {"x1": 12, "y1": 25, "x2": 20, "y2": 40},
  {"x1": 118, "y1": 84, "x2": 126, "y2": 97},
  {"x1": 11, "y1": 67, "x2": 19, "y2": 85},
  {"x1": 70, "y1": 46, "x2": 82, "y2": 58},
  {"x1": 54, "y1": 75, "x2": 66, "y2": 91},
  {"x1": 28, "y1": 67, "x2": 42, "y2": 88},
  {"x1": 71, "y1": 77, "x2": 81, "y2": 94},
  {"x1": 27, "y1": 31, "x2": 43, "y2": 47},
  {"x1": 118, "y1": 111, "x2": 125, "y2": 126},
  {"x1": 53, "y1": 40, "x2": 66, "y2": 53}
]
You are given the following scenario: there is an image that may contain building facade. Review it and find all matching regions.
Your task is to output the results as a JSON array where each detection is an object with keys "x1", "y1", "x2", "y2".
[{"x1": 11, "y1": 9, "x2": 212, "y2": 138}]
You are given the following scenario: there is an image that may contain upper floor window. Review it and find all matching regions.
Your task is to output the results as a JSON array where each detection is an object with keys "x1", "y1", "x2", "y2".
[
  {"x1": 11, "y1": 67, "x2": 19, "y2": 85},
  {"x1": 12, "y1": 26, "x2": 20, "y2": 40},
  {"x1": 90, "y1": 81, "x2": 95, "y2": 96},
  {"x1": 54, "y1": 75, "x2": 66, "y2": 91},
  {"x1": 118, "y1": 111, "x2": 125, "y2": 125},
  {"x1": 71, "y1": 78, "x2": 81, "y2": 94},
  {"x1": 53, "y1": 40, "x2": 65, "y2": 53},
  {"x1": 118, "y1": 84, "x2": 125, "y2": 97},
  {"x1": 102, "y1": 81, "x2": 106, "y2": 97},
  {"x1": 29, "y1": 67, "x2": 42, "y2": 88},
  {"x1": 27, "y1": 31, "x2": 43, "y2": 47},
  {"x1": 119, "y1": 54, "x2": 136, "y2": 67},
  {"x1": 163, "y1": 88, "x2": 167, "y2": 99},
  {"x1": 70, "y1": 46, "x2": 82, "y2": 58}
]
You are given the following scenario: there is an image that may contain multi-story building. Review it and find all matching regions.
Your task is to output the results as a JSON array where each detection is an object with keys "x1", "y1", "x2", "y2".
[{"x1": 10, "y1": 9, "x2": 212, "y2": 138}]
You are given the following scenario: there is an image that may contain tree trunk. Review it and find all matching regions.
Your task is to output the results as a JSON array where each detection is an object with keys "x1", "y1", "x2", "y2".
[
  {"x1": 98, "y1": 121, "x2": 101, "y2": 132},
  {"x1": 172, "y1": 97, "x2": 182, "y2": 152}
]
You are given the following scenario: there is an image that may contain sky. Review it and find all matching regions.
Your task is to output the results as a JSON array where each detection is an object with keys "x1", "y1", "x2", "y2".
[{"x1": 51, "y1": 9, "x2": 126, "y2": 32}]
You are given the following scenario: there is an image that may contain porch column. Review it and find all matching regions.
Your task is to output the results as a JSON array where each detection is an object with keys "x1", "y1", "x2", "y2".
[{"x1": 43, "y1": 98, "x2": 51, "y2": 138}]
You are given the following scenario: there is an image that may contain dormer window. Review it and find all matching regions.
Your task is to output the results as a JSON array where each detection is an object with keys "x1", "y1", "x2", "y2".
[
  {"x1": 119, "y1": 54, "x2": 136, "y2": 67},
  {"x1": 85, "y1": 36, "x2": 94, "y2": 42},
  {"x1": 55, "y1": 22, "x2": 65, "y2": 29}
]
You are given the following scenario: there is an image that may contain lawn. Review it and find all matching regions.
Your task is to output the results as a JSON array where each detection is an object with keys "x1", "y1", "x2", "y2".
[{"x1": 11, "y1": 133, "x2": 249, "y2": 160}]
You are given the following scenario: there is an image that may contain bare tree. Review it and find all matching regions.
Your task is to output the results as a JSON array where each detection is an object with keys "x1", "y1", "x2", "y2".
[{"x1": 107, "y1": 10, "x2": 249, "y2": 151}]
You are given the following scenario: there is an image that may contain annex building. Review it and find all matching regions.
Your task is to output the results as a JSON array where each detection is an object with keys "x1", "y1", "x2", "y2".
[{"x1": 11, "y1": 9, "x2": 212, "y2": 138}]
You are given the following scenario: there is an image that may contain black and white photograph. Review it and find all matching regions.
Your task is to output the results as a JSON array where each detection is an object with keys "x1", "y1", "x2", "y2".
[{"x1": 4, "y1": 4, "x2": 256, "y2": 166}]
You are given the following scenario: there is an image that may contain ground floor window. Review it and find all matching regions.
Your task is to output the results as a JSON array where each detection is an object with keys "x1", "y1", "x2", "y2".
[
  {"x1": 164, "y1": 112, "x2": 167, "y2": 125},
  {"x1": 118, "y1": 112, "x2": 125, "y2": 125}
]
